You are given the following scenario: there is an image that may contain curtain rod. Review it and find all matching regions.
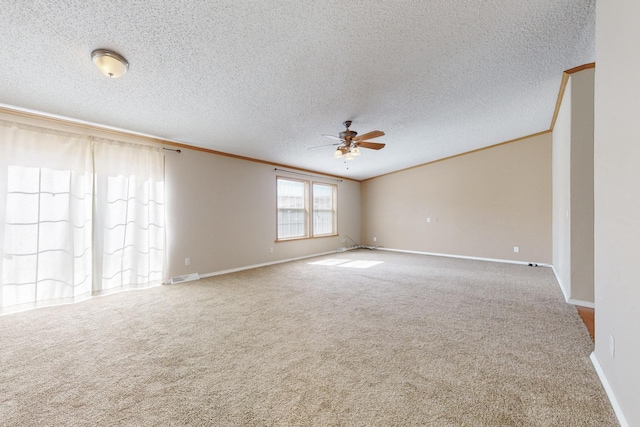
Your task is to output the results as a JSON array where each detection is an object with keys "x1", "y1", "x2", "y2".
[
  {"x1": 163, "y1": 147, "x2": 181, "y2": 153},
  {"x1": 274, "y1": 168, "x2": 343, "y2": 182}
]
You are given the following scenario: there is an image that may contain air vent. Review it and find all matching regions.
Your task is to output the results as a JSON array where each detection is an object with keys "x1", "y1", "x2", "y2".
[{"x1": 170, "y1": 273, "x2": 200, "y2": 284}]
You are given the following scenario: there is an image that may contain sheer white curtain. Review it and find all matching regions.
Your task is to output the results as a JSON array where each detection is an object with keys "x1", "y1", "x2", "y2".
[
  {"x1": 0, "y1": 121, "x2": 93, "y2": 311},
  {"x1": 0, "y1": 120, "x2": 165, "y2": 313},
  {"x1": 92, "y1": 138, "x2": 165, "y2": 294}
]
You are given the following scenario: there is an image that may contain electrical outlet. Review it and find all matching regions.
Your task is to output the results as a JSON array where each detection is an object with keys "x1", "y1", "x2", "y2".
[
  {"x1": 427, "y1": 217, "x2": 431, "y2": 223},
  {"x1": 513, "y1": 246, "x2": 520, "y2": 253},
  {"x1": 373, "y1": 237, "x2": 377, "y2": 242},
  {"x1": 185, "y1": 257, "x2": 190, "y2": 266},
  {"x1": 269, "y1": 247, "x2": 273, "y2": 253}
]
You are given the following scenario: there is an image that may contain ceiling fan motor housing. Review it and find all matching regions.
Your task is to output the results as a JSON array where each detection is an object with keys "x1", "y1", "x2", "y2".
[
  {"x1": 340, "y1": 120, "x2": 357, "y2": 143},
  {"x1": 339, "y1": 129, "x2": 358, "y2": 142}
]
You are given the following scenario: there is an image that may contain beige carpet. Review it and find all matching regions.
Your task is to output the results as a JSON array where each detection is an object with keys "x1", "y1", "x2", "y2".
[{"x1": 0, "y1": 250, "x2": 617, "y2": 426}]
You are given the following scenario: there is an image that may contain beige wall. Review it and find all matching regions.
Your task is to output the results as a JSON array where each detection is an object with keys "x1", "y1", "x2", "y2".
[
  {"x1": 569, "y1": 69, "x2": 595, "y2": 303},
  {"x1": 0, "y1": 110, "x2": 362, "y2": 280},
  {"x1": 594, "y1": 0, "x2": 640, "y2": 424},
  {"x1": 552, "y1": 69, "x2": 595, "y2": 305},
  {"x1": 361, "y1": 133, "x2": 552, "y2": 263},
  {"x1": 165, "y1": 148, "x2": 361, "y2": 278}
]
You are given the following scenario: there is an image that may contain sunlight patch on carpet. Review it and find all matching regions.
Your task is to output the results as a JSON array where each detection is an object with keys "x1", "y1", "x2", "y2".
[
  {"x1": 308, "y1": 259, "x2": 384, "y2": 269},
  {"x1": 338, "y1": 260, "x2": 384, "y2": 268},
  {"x1": 308, "y1": 259, "x2": 352, "y2": 266}
]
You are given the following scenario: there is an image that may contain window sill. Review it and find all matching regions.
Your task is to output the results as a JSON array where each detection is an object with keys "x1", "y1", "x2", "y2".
[{"x1": 275, "y1": 234, "x2": 339, "y2": 243}]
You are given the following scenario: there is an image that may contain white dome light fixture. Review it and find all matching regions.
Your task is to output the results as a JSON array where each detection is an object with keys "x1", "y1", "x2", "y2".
[{"x1": 91, "y1": 49, "x2": 129, "y2": 78}]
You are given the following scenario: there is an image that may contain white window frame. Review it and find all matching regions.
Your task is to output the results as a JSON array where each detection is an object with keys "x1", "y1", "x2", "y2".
[
  {"x1": 276, "y1": 177, "x2": 338, "y2": 241},
  {"x1": 312, "y1": 182, "x2": 338, "y2": 237},
  {"x1": 276, "y1": 177, "x2": 309, "y2": 240}
]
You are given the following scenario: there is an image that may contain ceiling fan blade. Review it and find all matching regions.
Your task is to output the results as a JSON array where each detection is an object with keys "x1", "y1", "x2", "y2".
[
  {"x1": 357, "y1": 141, "x2": 386, "y2": 150},
  {"x1": 321, "y1": 134, "x2": 342, "y2": 141},
  {"x1": 354, "y1": 130, "x2": 384, "y2": 141},
  {"x1": 307, "y1": 142, "x2": 341, "y2": 149}
]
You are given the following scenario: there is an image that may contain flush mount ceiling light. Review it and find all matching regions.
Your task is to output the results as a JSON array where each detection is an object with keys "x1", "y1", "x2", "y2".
[{"x1": 91, "y1": 49, "x2": 129, "y2": 78}]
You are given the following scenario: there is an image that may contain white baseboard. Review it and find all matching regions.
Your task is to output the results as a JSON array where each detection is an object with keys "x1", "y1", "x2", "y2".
[
  {"x1": 199, "y1": 250, "x2": 337, "y2": 279},
  {"x1": 378, "y1": 247, "x2": 552, "y2": 267},
  {"x1": 567, "y1": 298, "x2": 595, "y2": 308},
  {"x1": 550, "y1": 266, "x2": 595, "y2": 308},
  {"x1": 551, "y1": 265, "x2": 571, "y2": 302},
  {"x1": 590, "y1": 353, "x2": 630, "y2": 427}
]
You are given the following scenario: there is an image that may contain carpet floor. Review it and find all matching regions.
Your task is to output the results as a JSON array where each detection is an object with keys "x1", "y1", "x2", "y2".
[{"x1": 0, "y1": 250, "x2": 617, "y2": 426}]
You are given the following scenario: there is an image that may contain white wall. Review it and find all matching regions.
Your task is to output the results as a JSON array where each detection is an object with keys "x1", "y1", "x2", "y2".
[
  {"x1": 551, "y1": 68, "x2": 595, "y2": 305},
  {"x1": 165, "y1": 148, "x2": 361, "y2": 278},
  {"x1": 552, "y1": 79, "x2": 572, "y2": 298},
  {"x1": 593, "y1": 0, "x2": 640, "y2": 425}
]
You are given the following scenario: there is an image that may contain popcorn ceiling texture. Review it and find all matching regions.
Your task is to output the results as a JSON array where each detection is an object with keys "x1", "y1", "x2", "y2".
[{"x1": 0, "y1": 1, "x2": 595, "y2": 180}]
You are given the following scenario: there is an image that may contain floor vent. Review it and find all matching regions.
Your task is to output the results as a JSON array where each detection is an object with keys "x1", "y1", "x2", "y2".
[{"x1": 170, "y1": 273, "x2": 200, "y2": 284}]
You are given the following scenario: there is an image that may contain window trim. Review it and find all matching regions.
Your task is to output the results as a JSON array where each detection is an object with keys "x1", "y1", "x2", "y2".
[{"x1": 276, "y1": 176, "x2": 338, "y2": 242}]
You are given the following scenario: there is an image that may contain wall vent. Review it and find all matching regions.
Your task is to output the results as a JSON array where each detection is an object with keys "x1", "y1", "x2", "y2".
[{"x1": 170, "y1": 273, "x2": 200, "y2": 284}]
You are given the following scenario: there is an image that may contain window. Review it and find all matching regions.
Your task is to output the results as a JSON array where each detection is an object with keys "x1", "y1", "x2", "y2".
[
  {"x1": 277, "y1": 178, "x2": 308, "y2": 239},
  {"x1": 277, "y1": 177, "x2": 337, "y2": 241},
  {"x1": 312, "y1": 183, "x2": 337, "y2": 236}
]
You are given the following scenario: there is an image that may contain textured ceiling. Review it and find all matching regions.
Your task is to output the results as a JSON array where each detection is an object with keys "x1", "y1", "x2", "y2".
[{"x1": 0, "y1": 0, "x2": 595, "y2": 180}]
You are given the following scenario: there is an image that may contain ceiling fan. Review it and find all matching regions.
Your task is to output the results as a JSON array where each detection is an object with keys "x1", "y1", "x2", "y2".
[{"x1": 311, "y1": 121, "x2": 386, "y2": 160}]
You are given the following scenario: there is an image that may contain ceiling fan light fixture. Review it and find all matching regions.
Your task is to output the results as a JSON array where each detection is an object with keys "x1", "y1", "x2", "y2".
[
  {"x1": 322, "y1": 121, "x2": 386, "y2": 160},
  {"x1": 91, "y1": 49, "x2": 129, "y2": 78}
]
